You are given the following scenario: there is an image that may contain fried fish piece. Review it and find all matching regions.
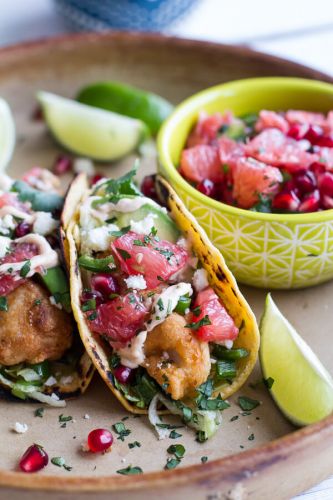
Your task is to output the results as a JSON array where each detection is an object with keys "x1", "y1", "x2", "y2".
[
  {"x1": 0, "y1": 280, "x2": 72, "y2": 366},
  {"x1": 143, "y1": 313, "x2": 211, "y2": 400}
]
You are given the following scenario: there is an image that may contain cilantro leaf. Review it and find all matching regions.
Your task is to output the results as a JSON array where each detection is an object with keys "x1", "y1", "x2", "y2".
[{"x1": 238, "y1": 396, "x2": 260, "y2": 411}]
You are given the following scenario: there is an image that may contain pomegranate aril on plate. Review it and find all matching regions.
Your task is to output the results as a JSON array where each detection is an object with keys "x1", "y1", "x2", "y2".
[
  {"x1": 53, "y1": 155, "x2": 72, "y2": 176},
  {"x1": 87, "y1": 429, "x2": 113, "y2": 453},
  {"x1": 321, "y1": 195, "x2": 333, "y2": 209},
  {"x1": 91, "y1": 174, "x2": 104, "y2": 186},
  {"x1": 303, "y1": 125, "x2": 323, "y2": 145},
  {"x1": 316, "y1": 136, "x2": 333, "y2": 148},
  {"x1": 298, "y1": 190, "x2": 320, "y2": 212},
  {"x1": 114, "y1": 365, "x2": 135, "y2": 384},
  {"x1": 19, "y1": 444, "x2": 49, "y2": 473},
  {"x1": 197, "y1": 179, "x2": 216, "y2": 197},
  {"x1": 141, "y1": 175, "x2": 157, "y2": 200},
  {"x1": 272, "y1": 191, "x2": 300, "y2": 212},
  {"x1": 318, "y1": 172, "x2": 333, "y2": 197},
  {"x1": 310, "y1": 161, "x2": 326, "y2": 178},
  {"x1": 287, "y1": 123, "x2": 307, "y2": 140},
  {"x1": 14, "y1": 222, "x2": 32, "y2": 238},
  {"x1": 91, "y1": 273, "x2": 120, "y2": 299},
  {"x1": 81, "y1": 289, "x2": 104, "y2": 306}
]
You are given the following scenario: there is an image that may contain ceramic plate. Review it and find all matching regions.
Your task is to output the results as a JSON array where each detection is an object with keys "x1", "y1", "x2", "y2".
[{"x1": 0, "y1": 33, "x2": 332, "y2": 500}]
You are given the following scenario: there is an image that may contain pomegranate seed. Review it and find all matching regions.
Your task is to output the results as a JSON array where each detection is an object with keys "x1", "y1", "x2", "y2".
[
  {"x1": 81, "y1": 289, "x2": 104, "y2": 306},
  {"x1": 310, "y1": 161, "x2": 326, "y2": 179},
  {"x1": 321, "y1": 195, "x2": 333, "y2": 209},
  {"x1": 298, "y1": 190, "x2": 320, "y2": 212},
  {"x1": 52, "y1": 155, "x2": 72, "y2": 176},
  {"x1": 316, "y1": 136, "x2": 333, "y2": 148},
  {"x1": 272, "y1": 191, "x2": 300, "y2": 212},
  {"x1": 219, "y1": 183, "x2": 234, "y2": 205},
  {"x1": 87, "y1": 429, "x2": 113, "y2": 453},
  {"x1": 91, "y1": 174, "x2": 104, "y2": 186},
  {"x1": 141, "y1": 175, "x2": 157, "y2": 199},
  {"x1": 91, "y1": 274, "x2": 119, "y2": 299},
  {"x1": 318, "y1": 171, "x2": 333, "y2": 197},
  {"x1": 303, "y1": 125, "x2": 323, "y2": 144},
  {"x1": 19, "y1": 444, "x2": 48, "y2": 473},
  {"x1": 197, "y1": 179, "x2": 216, "y2": 197},
  {"x1": 15, "y1": 222, "x2": 32, "y2": 238},
  {"x1": 114, "y1": 365, "x2": 135, "y2": 384},
  {"x1": 287, "y1": 124, "x2": 307, "y2": 140},
  {"x1": 294, "y1": 170, "x2": 316, "y2": 194}
]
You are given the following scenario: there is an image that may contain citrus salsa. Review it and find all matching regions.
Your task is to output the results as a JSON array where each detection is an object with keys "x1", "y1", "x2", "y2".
[{"x1": 179, "y1": 109, "x2": 333, "y2": 213}]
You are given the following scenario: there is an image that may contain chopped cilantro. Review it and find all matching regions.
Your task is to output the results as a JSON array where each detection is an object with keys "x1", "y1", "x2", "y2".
[
  {"x1": 238, "y1": 396, "x2": 260, "y2": 411},
  {"x1": 133, "y1": 239, "x2": 145, "y2": 246},
  {"x1": 88, "y1": 311, "x2": 97, "y2": 321},
  {"x1": 201, "y1": 456, "x2": 208, "y2": 463},
  {"x1": 264, "y1": 377, "x2": 275, "y2": 389},
  {"x1": 248, "y1": 433, "x2": 255, "y2": 441},
  {"x1": 157, "y1": 298, "x2": 164, "y2": 311},
  {"x1": 20, "y1": 260, "x2": 31, "y2": 278},
  {"x1": 128, "y1": 441, "x2": 141, "y2": 449},
  {"x1": 35, "y1": 407, "x2": 44, "y2": 418},
  {"x1": 112, "y1": 422, "x2": 131, "y2": 441},
  {"x1": 0, "y1": 296, "x2": 8, "y2": 312},
  {"x1": 230, "y1": 415, "x2": 239, "y2": 422},
  {"x1": 109, "y1": 353, "x2": 120, "y2": 369},
  {"x1": 191, "y1": 306, "x2": 201, "y2": 317},
  {"x1": 165, "y1": 458, "x2": 181, "y2": 470},
  {"x1": 169, "y1": 430, "x2": 182, "y2": 439},
  {"x1": 116, "y1": 465, "x2": 143, "y2": 475},
  {"x1": 196, "y1": 430, "x2": 208, "y2": 443},
  {"x1": 167, "y1": 444, "x2": 185, "y2": 459},
  {"x1": 33, "y1": 299, "x2": 42, "y2": 307},
  {"x1": 109, "y1": 226, "x2": 131, "y2": 237},
  {"x1": 185, "y1": 315, "x2": 211, "y2": 330},
  {"x1": 51, "y1": 457, "x2": 65, "y2": 467},
  {"x1": 81, "y1": 298, "x2": 96, "y2": 312},
  {"x1": 116, "y1": 248, "x2": 131, "y2": 260},
  {"x1": 59, "y1": 414, "x2": 73, "y2": 423}
]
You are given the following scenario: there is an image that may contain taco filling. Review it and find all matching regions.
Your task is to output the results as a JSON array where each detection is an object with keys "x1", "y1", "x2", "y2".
[
  {"x1": 66, "y1": 168, "x2": 259, "y2": 439},
  {"x1": 0, "y1": 169, "x2": 93, "y2": 406}
]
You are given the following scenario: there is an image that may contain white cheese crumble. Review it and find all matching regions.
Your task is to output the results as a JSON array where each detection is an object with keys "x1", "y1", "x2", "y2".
[
  {"x1": 0, "y1": 213, "x2": 15, "y2": 235},
  {"x1": 13, "y1": 422, "x2": 28, "y2": 434},
  {"x1": 124, "y1": 274, "x2": 147, "y2": 290},
  {"x1": 81, "y1": 225, "x2": 118, "y2": 254},
  {"x1": 0, "y1": 236, "x2": 11, "y2": 259},
  {"x1": 147, "y1": 282, "x2": 193, "y2": 332},
  {"x1": 118, "y1": 331, "x2": 147, "y2": 369},
  {"x1": 33, "y1": 212, "x2": 59, "y2": 236},
  {"x1": 84, "y1": 414, "x2": 90, "y2": 420},
  {"x1": 130, "y1": 213, "x2": 157, "y2": 235},
  {"x1": 0, "y1": 174, "x2": 14, "y2": 191},
  {"x1": 192, "y1": 268, "x2": 209, "y2": 292},
  {"x1": 73, "y1": 157, "x2": 95, "y2": 176}
]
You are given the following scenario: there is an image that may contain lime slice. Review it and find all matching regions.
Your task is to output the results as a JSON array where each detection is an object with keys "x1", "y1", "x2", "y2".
[
  {"x1": 37, "y1": 91, "x2": 147, "y2": 161},
  {"x1": 0, "y1": 97, "x2": 15, "y2": 173},
  {"x1": 260, "y1": 293, "x2": 333, "y2": 426},
  {"x1": 77, "y1": 81, "x2": 173, "y2": 135}
]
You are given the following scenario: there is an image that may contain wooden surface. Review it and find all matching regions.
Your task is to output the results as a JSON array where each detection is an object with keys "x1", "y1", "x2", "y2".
[{"x1": 0, "y1": 33, "x2": 332, "y2": 500}]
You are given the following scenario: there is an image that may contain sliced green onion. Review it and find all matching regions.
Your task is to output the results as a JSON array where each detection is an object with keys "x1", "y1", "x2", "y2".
[
  {"x1": 215, "y1": 360, "x2": 237, "y2": 380},
  {"x1": 212, "y1": 345, "x2": 249, "y2": 361},
  {"x1": 174, "y1": 295, "x2": 191, "y2": 315}
]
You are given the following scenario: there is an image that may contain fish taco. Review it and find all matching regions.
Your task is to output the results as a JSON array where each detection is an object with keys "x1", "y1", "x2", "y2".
[
  {"x1": 0, "y1": 169, "x2": 94, "y2": 407},
  {"x1": 64, "y1": 168, "x2": 259, "y2": 438}
]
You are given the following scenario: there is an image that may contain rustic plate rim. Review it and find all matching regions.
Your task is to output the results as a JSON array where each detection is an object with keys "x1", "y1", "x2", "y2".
[{"x1": 0, "y1": 30, "x2": 332, "y2": 492}]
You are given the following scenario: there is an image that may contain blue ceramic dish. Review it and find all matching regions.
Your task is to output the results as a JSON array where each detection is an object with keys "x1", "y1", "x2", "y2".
[{"x1": 54, "y1": 0, "x2": 200, "y2": 32}]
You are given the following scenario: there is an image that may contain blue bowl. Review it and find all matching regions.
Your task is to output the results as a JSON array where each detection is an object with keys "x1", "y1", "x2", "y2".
[{"x1": 54, "y1": 0, "x2": 200, "y2": 32}]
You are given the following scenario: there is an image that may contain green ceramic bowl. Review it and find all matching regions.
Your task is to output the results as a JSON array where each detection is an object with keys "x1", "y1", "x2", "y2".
[{"x1": 157, "y1": 77, "x2": 333, "y2": 289}]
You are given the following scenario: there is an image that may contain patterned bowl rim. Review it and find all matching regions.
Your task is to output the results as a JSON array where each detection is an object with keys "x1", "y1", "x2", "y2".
[{"x1": 158, "y1": 76, "x2": 333, "y2": 223}]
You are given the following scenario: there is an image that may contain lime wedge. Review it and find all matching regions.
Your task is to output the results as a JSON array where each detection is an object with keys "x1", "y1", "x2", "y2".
[
  {"x1": 37, "y1": 91, "x2": 147, "y2": 161},
  {"x1": 0, "y1": 97, "x2": 15, "y2": 173},
  {"x1": 77, "y1": 81, "x2": 173, "y2": 135},
  {"x1": 260, "y1": 293, "x2": 333, "y2": 426}
]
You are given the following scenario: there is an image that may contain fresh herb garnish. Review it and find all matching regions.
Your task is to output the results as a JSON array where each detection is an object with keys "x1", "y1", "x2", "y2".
[
  {"x1": 51, "y1": 457, "x2": 65, "y2": 467},
  {"x1": 196, "y1": 431, "x2": 208, "y2": 443},
  {"x1": 248, "y1": 433, "x2": 255, "y2": 441},
  {"x1": 128, "y1": 441, "x2": 141, "y2": 449},
  {"x1": 238, "y1": 396, "x2": 260, "y2": 411},
  {"x1": 81, "y1": 298, "x2": 96, "y2": 312},
  {"x1": 185, "y1": 315, "x2": 211, "y2": 330},
  {"x1": 20, "y1": 260, "x2": 31, "y2": 278},
  {"x1": 165, "y1": 458, "x2": 180, "y2": 470},
  {"x1": 215, "y1": 360, "x2": 237, "y2": 380},
  {"x1": 191, "y1": 306, "x2": 201, "y2": 317},
  {"x1": 101, "y1": 164, "x2": 141, "y2": 198},
  {"x1": 264, "y1": 377, "x2": 275, "y2": 389},
  {"x1": 116, "y1": 465, "x2": 143, "y2": 475},
  {"x1": 33, "y1": 299, "x2": 42, "y2": 307},
  {"x1": 195, "y1": 379, "x2": 230, "y2": 411},
  {"x1": 133, "y1": 239, "x2": 145, "y2": 246},
  {"x1": 88, "y1": 311, "x2": 98, "y2": 321},
  {"x1": 35, "y1": 407, "x2": 44, "y2": 418},
  {"x1": 167, "y1": 444, "x2": 185, "y2": 459},
  {"x1": 0, "y1": 296, "x2": 8, "y2": 312},
  {"x1": 201, "y1": 456, "x2": 208, "y2": 463},
  {"x1": 116, "y1": 248, "x2": 131, "y2": 260},
  {"x1": 109, "y1": 353, "x2": 120, "y2": 369},
  {"x1": 212, "y1": 345, "x2": 248, "y2": 361},
  {"x1": 157, "y1": 298, "x2": 164, "y2": 311},
  {"x1": 169, "y1": 430, "x2": 182, "y2": 439},
  {"x1": 230, "y1": 415, "x2": 239, "y2": 422},
  {"x1": 109, "y1": 225, "x2": 131, "y2": 237},
  {"x1": 59, "y1": 414, "x2": 73, "y2": 423},
  {"x1": 112, "y1": 422, "x2": 131, "y2": 441}
]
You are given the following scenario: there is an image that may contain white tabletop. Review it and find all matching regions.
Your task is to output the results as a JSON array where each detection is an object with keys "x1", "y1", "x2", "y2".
[{"x1": 0, "y1": 1, "x2": 332, "y2": 498}]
